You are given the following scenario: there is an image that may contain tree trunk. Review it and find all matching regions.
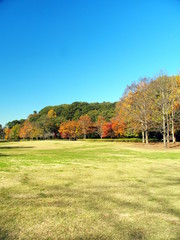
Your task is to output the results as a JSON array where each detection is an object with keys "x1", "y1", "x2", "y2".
[
  {"x1": 145, "y1": 130, "x2": 149, "y2": 144},
  {"x1": 145, "y1": 121, "x2": 149, "y2": 144},
  {"x1": 162, "y1": 106, "x2": 167, "y2": 148},
  {"x1": 142, "y1": 131, "x2": 145, "y2": 143},
  {"x1": 172, "y1": 110, "x2": 176, "y2": 143},
  {"x1": 166, "y1": 113, "x2": 170, "y2": 148}
]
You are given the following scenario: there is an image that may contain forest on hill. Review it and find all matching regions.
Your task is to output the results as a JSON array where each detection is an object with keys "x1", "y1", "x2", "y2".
[
  {"x1": 1, "y1": 74, "x2": 180, "y2": 148},
  {"x1": 1, "y1": 101, "x2": 116, "y2": 139}
]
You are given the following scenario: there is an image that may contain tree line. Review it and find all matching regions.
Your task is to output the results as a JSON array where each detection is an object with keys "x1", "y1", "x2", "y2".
[
  {"x1": 115, "y1": 74, "x2": 180, "y2": 147},
  {"x1": 1, "y1": 74, "x2": 180, "y2": 148},
  {"x1": 2, "y1": 102, "x2": 116, "y2": 140}
]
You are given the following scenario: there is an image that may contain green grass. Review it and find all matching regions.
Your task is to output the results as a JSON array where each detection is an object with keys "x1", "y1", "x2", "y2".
[{"x1": 0, "y1": 140, "x2": 180, "y2": 240}]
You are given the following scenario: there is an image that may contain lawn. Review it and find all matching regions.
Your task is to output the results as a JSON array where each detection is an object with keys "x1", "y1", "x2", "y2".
[{"x1": 0, "y1": 140, "x2": 180, "y2": 240}]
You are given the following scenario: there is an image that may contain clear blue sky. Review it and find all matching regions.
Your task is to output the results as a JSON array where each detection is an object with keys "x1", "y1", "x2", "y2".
[{"x1": 1, "y1": 0, "x2": 180, "y2": 126}]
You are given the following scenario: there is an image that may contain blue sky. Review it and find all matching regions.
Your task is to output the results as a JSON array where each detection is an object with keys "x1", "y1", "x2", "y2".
[{"x1": 0, "y1": 0, "x2": 180, "y2": 126}]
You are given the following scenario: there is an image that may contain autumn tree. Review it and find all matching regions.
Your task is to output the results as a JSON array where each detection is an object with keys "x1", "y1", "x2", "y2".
[
  {"x1": 96, "y1": 116, "x2": 106, "y2": 139},
  {"x1": 169, "y1": 75, "x2": 180, "y2": 143},
  {"x1": 152, "y1": 74, "x2": 180, "y2": 147},
  {"x1": 30, "y1": 124, "x2": 44, "y2": 139},
  {"x1": 10, "y1": 124, "x2": 20, "y2": 140},
  {"x1": 59, "y1": 121, "x2": 79, "y2": 140},
  {"x1": 113, "y1": 94, "x2": 132, "y2": 138},
  {"x1": 79, "y1": 115, "x2": 92, "y2": 139},
  {"x1": 19, "y1": 121, "x2": 33, "y2": 139},
  {"x1": 111, "y1": 118, "x2": 126, "y2": 137},
  {"x1": 20, "y1": 120, "x2": 44, "y2": 139},
  {"x1": 120, "y1": 78, "x2": 155, "y2": 143},
  {"x1": 102, "y1": 122, "x2": 113, "y2": 138},
  {"x1": 4, "y1": 128, "x2": 11, "y2": 140},
  {"x1": 152, "y1": 75, "x2": 170, "y2": 147}
]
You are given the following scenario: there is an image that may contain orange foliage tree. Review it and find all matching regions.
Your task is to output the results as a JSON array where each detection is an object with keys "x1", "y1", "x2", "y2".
[
  {"x1": 59, "y1": 120, "x2": 79, "y2": 139},
  {"x1": 112, "y1": 95, "x2": 131, "y2": 137},
  {"x1": 19, "y1": 121, "x2": 43, "y2": 139},
  {"x1": 4, "y1": 128, "x2": 11, "y2": 140},
  {"x1": 111, "y1": 119, "x2": 126, "y2": 137},
  {"x1": 79, "y1": 115, "x2": 92, "y2": 139},
  {"x1": 19, "y1": 121, "x2": 33, "y2": 139},
  {"x1": 96, "y1": 116, "x2": 106, "y2": 139},
  {"x1": 102, "y1": 122, "x2": 113, "y2": 138}
]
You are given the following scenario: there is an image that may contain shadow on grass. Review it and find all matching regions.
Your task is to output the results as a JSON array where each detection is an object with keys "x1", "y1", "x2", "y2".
[
  {"x1": 0, "y1": 153, "x2": 10, "y2": 157},
  {"x1": 0, "y1": 153, "x2": 24, "y2": 158},
  {"x1": 0, "y1": 227, "x2": 9, "y2": 240},
  {"x1": 165, "y1": 177, "x2": 180, "y2": 184},
  {"x1": 0, "y1": 146, "x2": 34, "y2": 149},
  {"x1": 1, "y1": 181, "x2": 180, "y2": 240},
  {"x1": 6, "y1": 174, "x2": 180, "y2": 214}
]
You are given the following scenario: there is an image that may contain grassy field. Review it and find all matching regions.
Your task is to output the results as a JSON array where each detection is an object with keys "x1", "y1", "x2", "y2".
[{"x1": 0, "y1": 140, "x2": 180, "y2": 240}]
